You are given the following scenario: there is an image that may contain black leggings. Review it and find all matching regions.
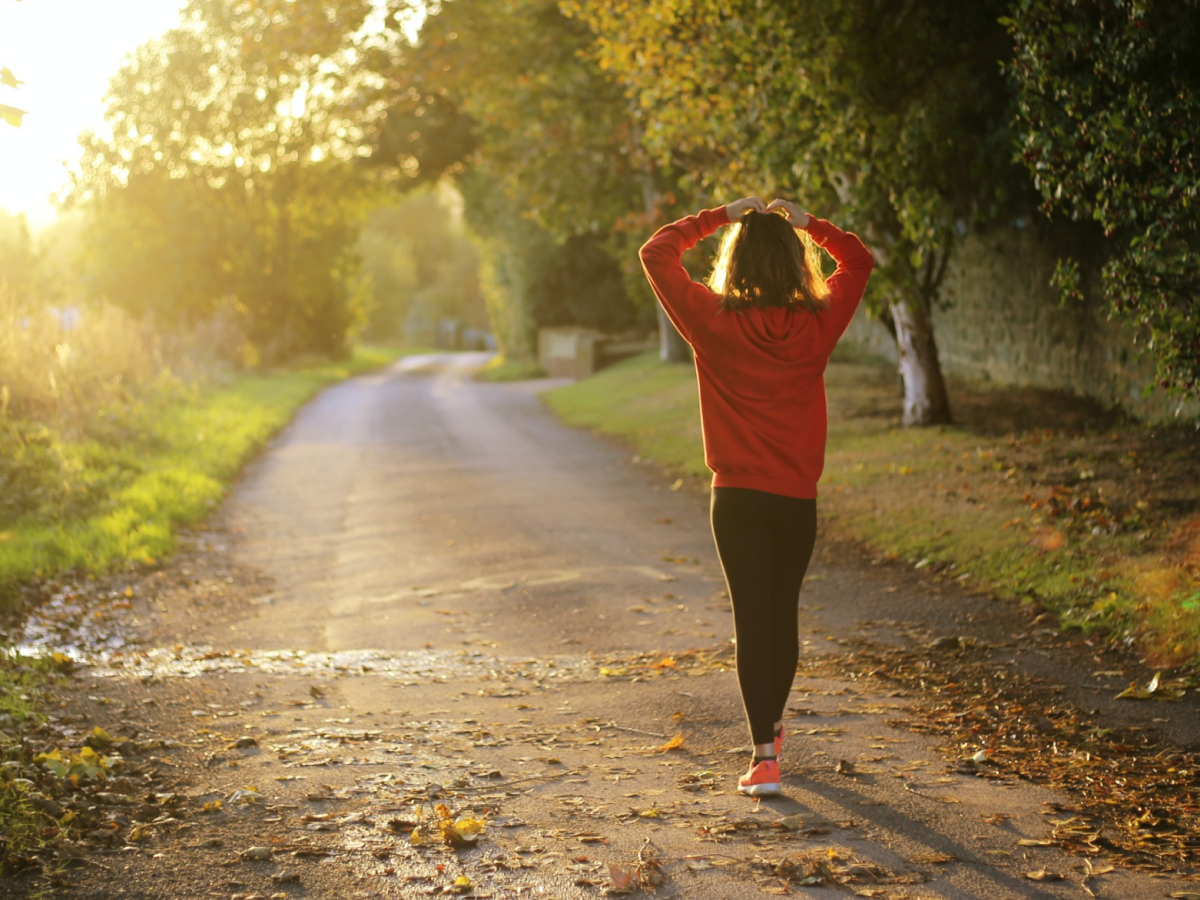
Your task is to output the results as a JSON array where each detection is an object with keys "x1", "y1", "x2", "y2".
[{"x1": 711, "y1": 487, "x2": 817, "y2": 745}]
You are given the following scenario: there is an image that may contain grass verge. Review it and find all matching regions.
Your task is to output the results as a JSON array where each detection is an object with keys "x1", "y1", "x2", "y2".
[
  {"x1": 473, "y1": 354, "x2": 545, "y2": 383},
  {"x1": 543, "y1": 351, "x2": 1200, "y2": 668},
  {"x1": 0, "y1": 651, "x2": 62, "y2": 876},
  {"x1": 0, "y1": 345, "x2": 408, "y2": 607}
]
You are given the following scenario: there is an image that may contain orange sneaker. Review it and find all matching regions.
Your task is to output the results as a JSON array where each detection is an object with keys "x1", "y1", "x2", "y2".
[{"x1": 737, "y1": 758, "x2": 781, "y2": 797}]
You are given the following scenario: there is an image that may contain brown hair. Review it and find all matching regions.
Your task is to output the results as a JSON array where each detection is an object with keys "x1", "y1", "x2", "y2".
[{"x1": 706, "y1": 210, "x2": 829, "y2": 312}]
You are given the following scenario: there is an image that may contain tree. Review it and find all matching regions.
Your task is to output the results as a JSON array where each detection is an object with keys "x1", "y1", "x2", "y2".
[
  {"x1": 68, "y1": 0, "x2": 393, "y2": 362},
  {"x1": 0, "y1": 211, "x2": 52, "y2": 304},
  {"x1": 370, "y1": 0, "x2": 664, "y2": 358},
  {"x1": 357, "y1": 185, "x2": 488, "y2": 343},
  {"x1": 1006, "y1": 0, "x2": 1200, "y2": 398},
  {"x1": 565, "y1": 0, "x2": 1025, "y2": 424}
]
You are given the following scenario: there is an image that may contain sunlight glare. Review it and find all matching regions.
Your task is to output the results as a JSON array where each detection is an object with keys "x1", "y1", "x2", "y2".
[{"x1": 0, "y1": 0, "x2": 188, "y2": 230}]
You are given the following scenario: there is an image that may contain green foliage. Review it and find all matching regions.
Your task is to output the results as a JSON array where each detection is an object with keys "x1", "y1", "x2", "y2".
[
  {"x1": 567, "y1": 0, "x2": 1024, "y2": 305},
  {"x1": 0, "y1": 212, "x2": 57, "y2": 304},
  {"x1": 68, "y1": 0, "x2": 400, "y2": 363},
  {"x1": 1006, "y1": 0, "x2": 1200, "y2": 398},
  {"x1": 529, "y1": 232, "x2": 640, "y2": 334},
  {"x1": 0, "y1": 346, "x2": 406, "y2": 604},
  {"x1": 357, "y1": 185, "x2": 488, "y2": 343},
  {"x1": 377, "y1": 0, "x2": 650, "y2": 346},
  {"x1": 0, "y1": 652, "x2": 55, "y2": 874},
  {"x1": 474, "y1": 355, "x2": 546, "y2": 383}
]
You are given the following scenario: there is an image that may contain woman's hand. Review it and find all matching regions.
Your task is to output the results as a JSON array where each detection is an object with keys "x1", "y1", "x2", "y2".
[
  {"x1": 766, "y1": 199, "x2": 811, "y2": 229},
  {"x1": 725, "y1": 196, "x2": 767, "y2": 219}
]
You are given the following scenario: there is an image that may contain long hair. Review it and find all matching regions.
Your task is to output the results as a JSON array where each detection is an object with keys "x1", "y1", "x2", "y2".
[{"x1": 706, "y1": 211, "x2": 830, "y2": 312}]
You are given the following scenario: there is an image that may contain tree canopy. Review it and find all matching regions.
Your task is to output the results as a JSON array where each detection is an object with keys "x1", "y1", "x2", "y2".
[
  {"x1": 1007, "y1": 0, "x2": 1200, "y2": 398},
  {"x1": 565, "y1": 0, "x2": 1025, "y2": 423},
  {"x1": 370, "y1": 0, "x2": 659, "y2": 356},
  {"x1": 68, "y1": 0, "x2": 396, "y2": 362}
]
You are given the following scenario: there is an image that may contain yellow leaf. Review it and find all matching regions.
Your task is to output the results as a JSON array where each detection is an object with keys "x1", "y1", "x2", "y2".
[{"x1": 653, "y1": 732, "x2": 684, "y2": 752}]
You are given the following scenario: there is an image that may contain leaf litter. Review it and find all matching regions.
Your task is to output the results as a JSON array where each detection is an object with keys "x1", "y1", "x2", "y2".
[{"x1": 798, "y1": 643, "x2": 1200, "y2": 872}]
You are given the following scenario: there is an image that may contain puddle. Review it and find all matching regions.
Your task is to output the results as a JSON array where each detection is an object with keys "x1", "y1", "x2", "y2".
[
  {"x1": 9, "y1": 582, "x2": 139, "y2": 663},
  {"x1": 85, "y1": 645, "x2": 592, "y2": 683}
]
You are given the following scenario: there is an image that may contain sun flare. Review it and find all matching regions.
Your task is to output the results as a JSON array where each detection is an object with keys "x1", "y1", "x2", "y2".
[{"x1": 0, "y1": 0, "x2": 187, "y2": 229}]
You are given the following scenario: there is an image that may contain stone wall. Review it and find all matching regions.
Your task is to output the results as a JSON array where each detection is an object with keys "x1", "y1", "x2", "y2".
[{"x1": 841, "y1": 223, "x2": 1199, "y2": 422}]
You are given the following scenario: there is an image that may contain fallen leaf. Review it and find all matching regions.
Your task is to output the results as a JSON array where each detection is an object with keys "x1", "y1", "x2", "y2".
[
  {"x1": 1024, "y1": 869, "x2": 1063, "y2": 882},
  {"x1": 911, "y1": 852, "x2": 953, "y2": 865},
  {"x1": 609, "y1": 865, "x2": 635, "y2": 890},
  {"x1": 652, "y1": 732, "x2": 684, "y2": 753}
]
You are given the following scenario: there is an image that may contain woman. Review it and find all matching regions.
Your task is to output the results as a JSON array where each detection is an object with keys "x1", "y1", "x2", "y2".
[{"x1": 639, "y1": 197, "x2": 873, "y2": 797}]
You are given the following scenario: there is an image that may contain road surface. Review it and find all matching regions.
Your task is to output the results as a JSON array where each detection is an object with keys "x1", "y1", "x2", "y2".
[{"x1": 34, "y1": 353, "x2": 1195, "y2": 900}]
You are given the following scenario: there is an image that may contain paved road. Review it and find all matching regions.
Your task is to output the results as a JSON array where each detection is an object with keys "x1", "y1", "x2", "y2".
[
  {"x1": 57, "y1": 353, "x2": 1193, "y2": 899},
  {"x1": 221, "y1": 351, "x2": 725, "y2": 657}
]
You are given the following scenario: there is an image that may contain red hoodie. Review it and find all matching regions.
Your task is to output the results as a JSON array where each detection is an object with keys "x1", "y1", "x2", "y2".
[{"x1": 639, "y1": 206, "x2": 874, "y2": 499}]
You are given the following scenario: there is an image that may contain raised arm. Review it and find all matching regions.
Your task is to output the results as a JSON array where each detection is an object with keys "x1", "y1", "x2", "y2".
[
  {"x1": 639, "y1": 198, "x2": 764, "y2": 342},
  {"x1": 800, "y1": 214, "x2": 874, "y2": 344}
]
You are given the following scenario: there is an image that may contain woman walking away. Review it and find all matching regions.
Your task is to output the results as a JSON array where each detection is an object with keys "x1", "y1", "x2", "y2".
[{"x1": 639, "y1": 197, "x2": 873, "y2": 797}]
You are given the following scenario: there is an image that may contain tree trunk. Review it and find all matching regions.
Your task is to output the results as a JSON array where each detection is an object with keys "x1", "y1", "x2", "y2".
[
  {"x1": 889, "y1": 294, "x2": 952, "y2": 426},
  {"x1": 657, "y1": 306, "x2": 691, "y2": 362},
  {"x1": 635, "y1": 142, "x2": 691, "y2": 364}
]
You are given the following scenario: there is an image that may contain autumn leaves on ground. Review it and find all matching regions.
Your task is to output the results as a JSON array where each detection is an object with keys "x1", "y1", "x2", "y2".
[{"x1": 1, "y1": 352, "x2": 1199, "y2": 900}]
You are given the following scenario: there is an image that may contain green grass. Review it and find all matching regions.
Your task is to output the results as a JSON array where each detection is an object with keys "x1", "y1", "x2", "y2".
[
  {"x1": 0, "y1": 651, "x2": 61, "y2": 876},
  {"x1": 473, "y1": 354, "x2": 546, "y2": 383},
  {"x1": 543, "y1": 355, "x2": 708, "y2": 480},
  {"x1": 0, "y1": 345, "x2": 409, "y2": 606},
  {"x1": 544, "y1": 352, "x2": 1200, "y2": 667}
]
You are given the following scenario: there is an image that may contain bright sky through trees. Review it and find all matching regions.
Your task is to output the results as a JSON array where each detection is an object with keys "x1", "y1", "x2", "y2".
[{"x1": 0, "y1": 0, "x2": 187, "y2": 230}]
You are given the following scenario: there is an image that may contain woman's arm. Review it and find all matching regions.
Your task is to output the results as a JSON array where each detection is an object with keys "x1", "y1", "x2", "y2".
[
  {"x1": 769, "y1": 199, "x2": 874, "y2": 342},
  {"x1": 638, "y1": 198, "x2": 764, "y2": 341}
]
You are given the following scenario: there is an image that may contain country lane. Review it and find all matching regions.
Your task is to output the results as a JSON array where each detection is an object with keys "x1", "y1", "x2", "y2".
[{"x1": 41, "y1": 352, "x2": 1194, "y2": 900}]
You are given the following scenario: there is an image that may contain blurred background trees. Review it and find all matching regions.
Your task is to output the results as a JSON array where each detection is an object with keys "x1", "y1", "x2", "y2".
[
  {"x1": 368, "y1": 0, "x2": 660, "y2": 359},
  {"x1": 357, "y1": 184, "x2": 488, "y2": 345},
  {"x1": 7, "y1": 0, "x2": 1193, "y2": 420},
  {"x1": 67, "y1": 0, "x2": 392, "y2": 363}
]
